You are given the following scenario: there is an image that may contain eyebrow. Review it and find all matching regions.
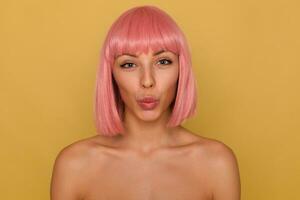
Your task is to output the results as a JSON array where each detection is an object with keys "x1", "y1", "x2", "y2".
[{"x1": 116, "y1": 49, "x2": 166, "y2": 58}]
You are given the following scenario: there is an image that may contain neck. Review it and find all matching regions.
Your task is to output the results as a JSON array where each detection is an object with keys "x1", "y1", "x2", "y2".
[{"x1": 120, "y1": 106, "x2": 181, "y2": 153}]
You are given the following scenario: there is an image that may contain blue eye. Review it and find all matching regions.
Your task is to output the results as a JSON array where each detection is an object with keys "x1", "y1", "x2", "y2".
[{"x1": 158, "y1": 59, "x2": 172, "y2": 65}]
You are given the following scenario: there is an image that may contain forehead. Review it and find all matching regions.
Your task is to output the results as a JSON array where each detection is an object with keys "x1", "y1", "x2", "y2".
[{"x1": 115, "y1": 49, "x2": 176, "y2": 59}]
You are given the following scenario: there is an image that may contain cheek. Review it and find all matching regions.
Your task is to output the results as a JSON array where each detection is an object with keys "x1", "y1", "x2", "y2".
[
  {"x1": 113, "y1": 73, "x2": 138, "y2": 102},
  {"x1": 158, "y1": 70, "x2": 179, "y2": 102},
  {"x1": 160, "y1": 67, "x2": 179, "y2": 89},
  {"x1": 166, "y1": 78, "x2": 178, "y2": 99}
]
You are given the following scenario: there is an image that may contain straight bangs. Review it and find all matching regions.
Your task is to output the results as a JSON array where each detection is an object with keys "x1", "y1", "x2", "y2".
[{"x1": 106, "y1": 6, "x2": 182, "y2": 64}]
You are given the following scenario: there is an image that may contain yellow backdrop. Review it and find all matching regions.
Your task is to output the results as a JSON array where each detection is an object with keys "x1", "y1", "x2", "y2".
[{"x1": 1, "y1": 0, "x2": 299, "y2": 199}]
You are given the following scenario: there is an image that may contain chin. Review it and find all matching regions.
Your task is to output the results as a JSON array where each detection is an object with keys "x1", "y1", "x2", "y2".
[{"x1": 137, "y1": 109, "x2": 162, "y2": 121}]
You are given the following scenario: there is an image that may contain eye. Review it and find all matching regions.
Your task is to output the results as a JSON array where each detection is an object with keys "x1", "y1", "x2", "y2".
[
  {"x1": 158, "y1": 59, "x2": 172, "y2": 65},
  {"x1": 119, "y1": 62, "x2": 136, "y2": 69},
  {"x1": 119, "y1": 58, "x2": 173, "y2": 70}
]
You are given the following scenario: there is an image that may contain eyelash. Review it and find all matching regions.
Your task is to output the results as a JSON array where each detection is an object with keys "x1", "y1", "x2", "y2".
[{"x1": 119, "y1": 59, "x2": 173, "y2": 69}]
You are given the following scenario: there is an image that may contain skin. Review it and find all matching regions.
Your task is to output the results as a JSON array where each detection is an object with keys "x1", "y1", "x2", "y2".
[{"x1": 50, "y1": 49, "x2": 241, "y2": 200}]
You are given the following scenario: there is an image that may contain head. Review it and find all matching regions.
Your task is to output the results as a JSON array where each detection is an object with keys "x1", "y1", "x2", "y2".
[{"x1": 94, "y1": 5, "x2": 198, "y2": 137}]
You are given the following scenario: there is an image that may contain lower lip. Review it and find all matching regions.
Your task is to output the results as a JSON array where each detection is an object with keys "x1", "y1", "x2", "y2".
[{"x1": 137, "y1": 100, "x2": 159, "y2": 110}]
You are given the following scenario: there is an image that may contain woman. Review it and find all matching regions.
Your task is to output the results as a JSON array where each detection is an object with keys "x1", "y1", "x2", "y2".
[{"x1": 50, "y1": 5, "x2": 241, "y2": 200}]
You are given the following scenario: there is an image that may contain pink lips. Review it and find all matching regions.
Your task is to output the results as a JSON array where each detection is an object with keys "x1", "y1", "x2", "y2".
[{"x1": 137, "y1": 97, "x2": 159, "y2": 110}]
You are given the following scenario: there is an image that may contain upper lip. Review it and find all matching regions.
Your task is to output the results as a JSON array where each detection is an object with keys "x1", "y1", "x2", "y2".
[{"x1": 137, "y1": 96, "x2": 159, "y2": 103}]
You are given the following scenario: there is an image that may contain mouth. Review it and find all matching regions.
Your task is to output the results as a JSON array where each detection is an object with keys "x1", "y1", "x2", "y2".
[{"x1": 136, "y1": 97, "x2": 159, "y2": 110}]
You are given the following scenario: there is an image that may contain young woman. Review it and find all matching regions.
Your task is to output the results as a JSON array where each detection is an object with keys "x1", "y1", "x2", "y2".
[{"x1": 50, "y1": 5, "x2": 241, "y2": 200}]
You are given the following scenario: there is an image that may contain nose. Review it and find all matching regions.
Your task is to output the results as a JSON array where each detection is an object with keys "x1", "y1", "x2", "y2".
[{"x1": 141, "y1": 67, "x2": 155, "y2": 88}]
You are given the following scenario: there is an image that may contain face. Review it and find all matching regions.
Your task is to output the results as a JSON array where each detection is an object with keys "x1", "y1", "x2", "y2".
[{"x1": 112, "y1": 48, "x2": 179, "y2": 121}]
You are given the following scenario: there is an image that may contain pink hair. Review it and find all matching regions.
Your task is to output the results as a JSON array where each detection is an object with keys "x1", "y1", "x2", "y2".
[{"x1": 93, "y1": 5, "x2": 198, "y2": 137}]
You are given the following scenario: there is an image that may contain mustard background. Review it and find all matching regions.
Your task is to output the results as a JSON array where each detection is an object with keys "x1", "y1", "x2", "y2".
[{"x1": 1, "y1": 0, "x2": 299, "y2": 199}]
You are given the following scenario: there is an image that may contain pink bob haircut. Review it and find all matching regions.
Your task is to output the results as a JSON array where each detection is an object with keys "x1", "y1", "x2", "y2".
[{"x1": 93, "y1": 5, "x2": 198, "y2": 137}]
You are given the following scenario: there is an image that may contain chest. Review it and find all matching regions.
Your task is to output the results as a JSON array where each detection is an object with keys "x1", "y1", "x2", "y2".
[{"x1": 82, "y1": 151, "x2": 212, "y2": 200}]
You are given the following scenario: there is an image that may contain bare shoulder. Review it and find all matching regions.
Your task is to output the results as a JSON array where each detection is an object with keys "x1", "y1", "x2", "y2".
[
  {"x1": 53, "y1": 135, "x2": 99, "y2": 163},
  {"x1": 50, "y1": 135, "x2": 108, "y2": 200},
  {"x1": 52, "y1": 134, "x2": 112, "y2": 169},
  {"x1": 197, "y1": 136, "x2": 238, "y2": 164},
  {"x1": 180, "y1": 128, "x2": 234, "y2": 154},
  {"x1": 187, "y1": 132, "x2": 241, "y2": 200},
  {"x1": 181, "y1": 128, "x2": 238, "y2": 163}
]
